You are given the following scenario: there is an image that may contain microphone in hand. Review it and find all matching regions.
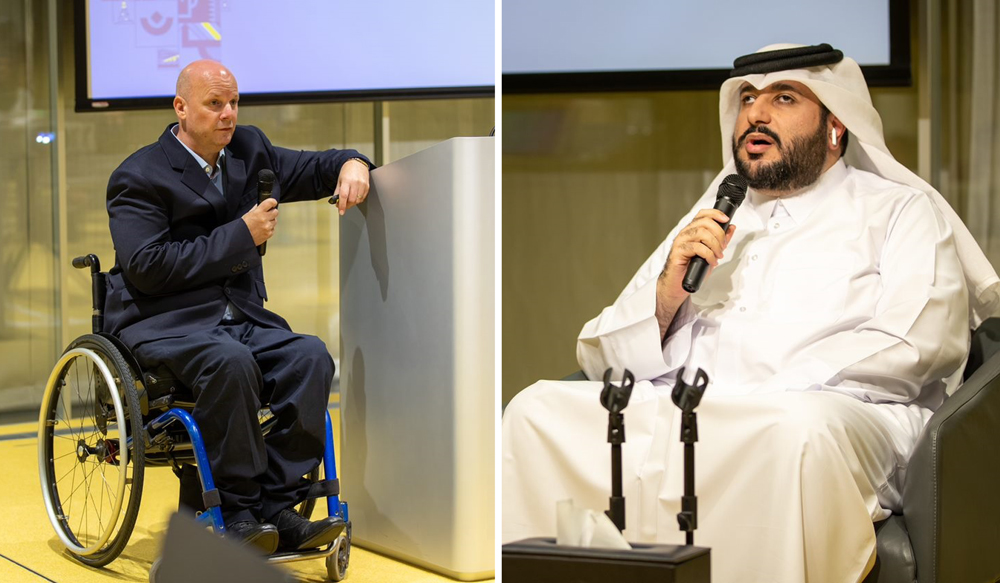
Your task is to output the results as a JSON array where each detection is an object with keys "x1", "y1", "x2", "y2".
[
  {"x1": 257, "y1": 169, "x2": 275, "y2": 256},
  {"x1": 681, "y1": 174, "x2": 748, "y2": 293}
]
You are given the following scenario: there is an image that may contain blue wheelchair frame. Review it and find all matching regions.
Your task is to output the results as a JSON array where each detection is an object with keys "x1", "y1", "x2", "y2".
[
  {"x1": 63, "y1": 253, "x2": 352, "y2": 577},
  {"x1": 144, "y1": 408, "x2": 349, "y2": 534}
]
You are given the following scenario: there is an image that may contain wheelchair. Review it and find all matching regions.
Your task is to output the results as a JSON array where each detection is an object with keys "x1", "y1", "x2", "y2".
[{"x1": 37, "y1": 254, "x2": 352, "y2": 581}]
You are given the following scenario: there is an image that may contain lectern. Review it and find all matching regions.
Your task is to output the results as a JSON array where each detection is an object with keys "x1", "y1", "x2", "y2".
[{"x1": 339, "y1": 138, "x2": 494, "y2": 580}]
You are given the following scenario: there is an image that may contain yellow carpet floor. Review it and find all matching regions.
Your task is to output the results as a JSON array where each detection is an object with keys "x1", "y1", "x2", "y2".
[{"x1": 0, "y1": 403, "x2": 494, "y2": 583}]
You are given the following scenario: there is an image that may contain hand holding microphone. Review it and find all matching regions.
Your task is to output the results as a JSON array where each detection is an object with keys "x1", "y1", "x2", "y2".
[
  {"x1": 241, "y1": 169, "x2": 278, "y2": 252},
  {"x1": 681, "y1": 174, "x2": 747, "y2": 293},
  {"x1": 660, "y1": 174, "x2": 748, "y2": 300}
]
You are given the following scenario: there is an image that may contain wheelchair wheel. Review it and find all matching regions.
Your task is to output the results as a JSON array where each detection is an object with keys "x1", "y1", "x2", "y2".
[
  {"x1": 325, "y1": 527, "x2": 350, "y2": 582},
  {"x1": 38, "y1": 334, "x2": 146, "y2": 567},
  {"x1": 149, "y1": 557, "x2": 162, "y2": 583}
]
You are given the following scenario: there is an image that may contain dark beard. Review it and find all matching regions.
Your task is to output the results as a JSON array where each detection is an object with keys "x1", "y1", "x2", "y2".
[{"x1": 732, "y1": 117, "x2": 829, "y2": 193}]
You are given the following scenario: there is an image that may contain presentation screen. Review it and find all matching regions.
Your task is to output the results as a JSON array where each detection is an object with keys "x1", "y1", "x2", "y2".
[
  {"x1": 503, "y1": 0, "x2": 909, "y2": 92},
  {"x1": 75, "y1": 0, "x2": 495, "y2": 111}
]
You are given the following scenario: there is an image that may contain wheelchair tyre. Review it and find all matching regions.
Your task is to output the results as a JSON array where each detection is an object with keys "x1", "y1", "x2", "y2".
[
  {"x1": 149, "y1": 557, "x2": 162, "y2": 583},
  {"x1": 326, "y1": 528, "x2": 350, "y2": 582},
  {"x1": 38, "y1": 334, "x2": 146, "y2": 567}
]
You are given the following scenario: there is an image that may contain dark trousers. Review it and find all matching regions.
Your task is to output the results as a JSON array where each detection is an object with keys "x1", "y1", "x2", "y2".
[{"x1": 134, "y1": 322, "x2": 334, "y2": 525}]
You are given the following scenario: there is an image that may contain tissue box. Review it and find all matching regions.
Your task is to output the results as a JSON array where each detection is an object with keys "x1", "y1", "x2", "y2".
[{"x1": 502, "y1": 537, "x2": 710, "y2": 582}]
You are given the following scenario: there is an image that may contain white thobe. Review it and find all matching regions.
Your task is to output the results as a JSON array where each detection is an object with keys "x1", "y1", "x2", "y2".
[{"x1": 503, "y1": 161, "x2": 970, "y2": 583}]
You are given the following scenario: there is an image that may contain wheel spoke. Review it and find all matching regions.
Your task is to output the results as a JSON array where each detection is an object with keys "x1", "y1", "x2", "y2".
[
  {"x1": 80, "y1": 460, "x2": 90, "y2": 539},
  {"x1": 84, "y1": 465, "x2": 104, "y2": 543},
  {"x1": 97, "y1": 463, "x2": 105, "y2": 542},
  {"x1": 55, "y1": 383, "x2": 71, "y2": 443},
  {"x1": 55, "y1": 433, "x2": 82, "y2": 442},
  {"x1": 68, "y1": 457, "x2": 78, "y2": 525},
  {"x1": 97, "y1": 458, "x2": 117, "y2": 506},
  {"x1": 98, "y1": 462, "x2": 108, "y2": 540},
  {"x1": 85, "y1": 364, "x2": 96, "y2": 437},
  {"x1": 89, "y1": 472, "x2": 105, "y2": 538},
  {"x1": 75, "y1": 361, "x2": 85, "y2": 439},
  {"x1": 66, "y1": 459, "x2": 100, "y2": 504},
  {"x1": 55, "y1": 459, "x2": 81, "y2": 484},
  {"x1": 49, "y1": 436, "x2": 80, "y2": 527},
  {"x1": 55, "y1": 384, "x2": 78, "y2": 444},
  {"x1": 91, "y1": 476, "x2": 104, "y2": 536}
]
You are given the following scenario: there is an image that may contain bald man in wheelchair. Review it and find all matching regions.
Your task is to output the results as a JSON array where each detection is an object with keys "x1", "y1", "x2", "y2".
[{"x1": 104, "y1": 60, "x2": 372, "y2": 554}]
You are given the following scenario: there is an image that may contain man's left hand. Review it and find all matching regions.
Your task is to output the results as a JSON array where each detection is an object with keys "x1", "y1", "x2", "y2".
[{"x1": 333, "y1": 159, "x2": 370, "y2": 216}]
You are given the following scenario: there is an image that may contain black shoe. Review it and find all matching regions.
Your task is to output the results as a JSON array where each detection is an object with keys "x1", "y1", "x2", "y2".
[
  {"x1": 224, "y1": 520, "x2": 279, "y2": 555},
  {"x1": 272, "y1": 508, "x2": 346, "y2": 551}
]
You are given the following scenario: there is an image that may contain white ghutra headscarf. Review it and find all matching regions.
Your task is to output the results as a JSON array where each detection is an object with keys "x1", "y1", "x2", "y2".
[{"x1": 705, "y1": 43, "x2": 999, "y2": 328}]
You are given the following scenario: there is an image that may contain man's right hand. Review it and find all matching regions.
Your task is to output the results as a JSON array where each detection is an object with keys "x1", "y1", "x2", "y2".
[
  {"x1": 242, "y1": 197, "x2": 279, "y2": 246},
  {"x1": 655, "y1": 209, "x2": 735, "y2": 338}
]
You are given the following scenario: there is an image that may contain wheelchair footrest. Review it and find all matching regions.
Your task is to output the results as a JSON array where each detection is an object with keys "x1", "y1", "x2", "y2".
[{"x1": 305, "y1": 479, "x2": 339, "y2": 499}]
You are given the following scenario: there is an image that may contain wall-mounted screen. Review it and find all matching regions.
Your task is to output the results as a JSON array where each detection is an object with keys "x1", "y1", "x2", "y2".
[
  {"x1": 75, "y1": 0, "x2": 495, "y2": 111},
  {"x1": 503, "y1": 0, "x2": 909, "y2": 92}
]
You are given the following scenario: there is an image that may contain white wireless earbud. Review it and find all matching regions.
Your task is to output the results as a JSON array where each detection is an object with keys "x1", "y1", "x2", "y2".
[{"x1": 831, "y1": 128, "x2": 838, "y2": 147}]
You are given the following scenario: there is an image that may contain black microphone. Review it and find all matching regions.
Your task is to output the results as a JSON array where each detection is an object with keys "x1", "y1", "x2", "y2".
[
  {"x1": 681, "y1": 173, "x2": 748, "y2": 293},
  {"x1": 257, "y1": 169, "x2": 275, "y2": 256}
]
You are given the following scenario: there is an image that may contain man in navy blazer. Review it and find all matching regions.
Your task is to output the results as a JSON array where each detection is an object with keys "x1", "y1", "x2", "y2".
[{"x1": 105, "y1": 60, "x2": 371, "y2": 554}]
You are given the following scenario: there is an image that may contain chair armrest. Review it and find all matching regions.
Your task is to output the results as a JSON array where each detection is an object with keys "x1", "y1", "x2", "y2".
[{"x1": 902, "y1": 351, "x2": 1000, "y2": 583}]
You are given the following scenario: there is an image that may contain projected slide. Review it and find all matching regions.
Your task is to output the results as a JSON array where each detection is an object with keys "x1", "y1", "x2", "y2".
[
  {"x1": 503, "y1": 0, "x2": 890, "y2": 74},
  {"x1": 86, "y1": 0, "x2": 494, "y2": 100}
]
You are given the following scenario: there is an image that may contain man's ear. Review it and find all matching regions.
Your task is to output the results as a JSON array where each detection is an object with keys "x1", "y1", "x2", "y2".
[
  {"x1": 829, "y1": 115, "x2": 847, "y2": 151},
  {"x1": 173, "y1": 96, "x2": 186, "y2": 121}
]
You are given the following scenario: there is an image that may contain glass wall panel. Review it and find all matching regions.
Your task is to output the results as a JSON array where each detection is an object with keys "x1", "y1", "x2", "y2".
[{"x1": 0, "y1": 0, "x2": 56, "y2": 414}]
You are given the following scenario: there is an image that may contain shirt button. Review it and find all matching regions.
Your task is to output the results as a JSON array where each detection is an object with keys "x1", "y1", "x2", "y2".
[
  {"x1": 772, "y1": 223, "x2": 780, "y2": 230},
  {"x1": 739, "y1": 306, "x2": 747, "y2": 312},
  {"x1": 224, "y1": 287, "x2": 231, "y2": 294},
  {"x1": 751, "y1": 254, "x2": 758, "y2": 261}
]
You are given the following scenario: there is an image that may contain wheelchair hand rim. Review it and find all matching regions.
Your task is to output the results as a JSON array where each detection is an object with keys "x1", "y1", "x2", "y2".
[{"x1": 38, "y1": 347, "x2": 130, "y2": 556}]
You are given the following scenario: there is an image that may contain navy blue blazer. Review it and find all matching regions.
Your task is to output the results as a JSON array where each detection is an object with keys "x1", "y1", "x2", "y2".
[{"x1": 105, "y1": 124, "x2": 370, "y2": 349}]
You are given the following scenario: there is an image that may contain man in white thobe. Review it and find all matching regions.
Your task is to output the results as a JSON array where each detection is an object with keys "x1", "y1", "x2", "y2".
[{"x1": 502, "y1": 44, "x2": 1000, "y2": 583}]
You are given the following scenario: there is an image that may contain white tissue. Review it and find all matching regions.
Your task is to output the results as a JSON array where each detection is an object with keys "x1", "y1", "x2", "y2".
[{"x1": 555, "y1": 499, "x2": 632, "y2": 549}]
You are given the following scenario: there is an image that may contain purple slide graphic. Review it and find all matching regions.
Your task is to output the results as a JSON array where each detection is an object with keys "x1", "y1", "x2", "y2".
[{"x1": 87, "y1": 0, "x2": 494, "y2": 100}]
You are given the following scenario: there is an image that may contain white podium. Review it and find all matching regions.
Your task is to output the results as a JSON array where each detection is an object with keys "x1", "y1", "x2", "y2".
[{"x1": 339, "y1": 138, "x2": 494, "y2": 580}]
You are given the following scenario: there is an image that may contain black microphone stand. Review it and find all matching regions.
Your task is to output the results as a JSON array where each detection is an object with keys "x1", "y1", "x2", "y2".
[
  {"x1": 671, "y1": 366, "x2": 709, "y2": 546},
  {"x1": 599, "y1": 368, "x2": 635, "y2": 533},
  {"x1": 502, "y1": 367, "x2": 714, "y2": 582}
]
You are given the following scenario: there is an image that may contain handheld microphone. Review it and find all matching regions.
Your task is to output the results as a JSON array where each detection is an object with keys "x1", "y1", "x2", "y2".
[
  {"x1": 257, "y1": 169, "x2": 275, "y2": 256},
  {"x1": 681, "y1": 173, "x2": 748, "y2": 293}
]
